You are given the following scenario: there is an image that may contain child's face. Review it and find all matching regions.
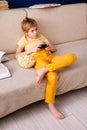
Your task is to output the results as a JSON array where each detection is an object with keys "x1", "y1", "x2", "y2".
[{"x1": 27, "y1": 26, "x2": 38, "y2": 39}]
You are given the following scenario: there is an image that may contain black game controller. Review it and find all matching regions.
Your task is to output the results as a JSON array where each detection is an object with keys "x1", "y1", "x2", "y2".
[{"x1": 38, "y1": 44, "x2": 48, "y2": 49}]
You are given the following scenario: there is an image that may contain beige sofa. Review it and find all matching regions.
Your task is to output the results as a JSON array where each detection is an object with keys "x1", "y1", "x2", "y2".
[{"x1": 0, "y1": 3, "x2": 87, "y2": 118}]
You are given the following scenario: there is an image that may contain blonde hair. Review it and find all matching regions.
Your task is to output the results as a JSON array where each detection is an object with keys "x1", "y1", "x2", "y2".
[{"x1": 21, "y1": 17, "x2": 37, "y2": 33}]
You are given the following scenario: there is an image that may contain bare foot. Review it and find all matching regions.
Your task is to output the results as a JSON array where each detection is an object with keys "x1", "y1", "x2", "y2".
[
  {"x1": 36, "y1": 68, "x2": 48, "y2": 84},
  {"x1": 48, "y1": 104, "x2": 65, "y2": 119}
]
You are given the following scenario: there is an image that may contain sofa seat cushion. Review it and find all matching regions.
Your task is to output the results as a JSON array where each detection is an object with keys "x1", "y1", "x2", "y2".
[
  {"x1": 0, "y1": 39, "x2": 87, "y2": 118},
  {"x1": 0, "y1": 56, "x2": 45, "y2": 117},
  {"x1": 55, "y1": 39, "x2": 87, "y2": 94},
  {"x1": 54, "y1": 39, "x2": 87, "y2": 66}
]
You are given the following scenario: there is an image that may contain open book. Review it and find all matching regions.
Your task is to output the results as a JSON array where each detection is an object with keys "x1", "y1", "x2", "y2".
[{"x1": 0, "y1": 51, "x2": 11, "y2": 79}]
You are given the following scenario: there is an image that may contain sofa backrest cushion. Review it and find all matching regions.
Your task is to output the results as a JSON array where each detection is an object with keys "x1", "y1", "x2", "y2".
[
  {"x1": 26, "y1": 3, "x2": 87, "y2": 44},
  {"x1": 0, "y1": 9, "x2": 25, "y2": 54},
  {"x1": 0, "y1": 3, "x2": 87, "y2": 54}
]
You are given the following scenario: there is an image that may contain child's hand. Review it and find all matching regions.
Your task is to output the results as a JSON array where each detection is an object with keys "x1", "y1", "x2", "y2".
[
  {"x1": 45, "y1": 43, "x2": 57, "y2": 52},
  {"x1": 45, "y1": 46, "x2": 49, "y2": 50},
  {"x1": 31, "y1": 46, "x2": 40, "y2": 53}
]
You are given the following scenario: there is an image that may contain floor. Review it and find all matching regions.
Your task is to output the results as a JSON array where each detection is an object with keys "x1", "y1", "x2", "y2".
[{"x1": 0, "y1": 87, "x2": 87, "y2": 130}]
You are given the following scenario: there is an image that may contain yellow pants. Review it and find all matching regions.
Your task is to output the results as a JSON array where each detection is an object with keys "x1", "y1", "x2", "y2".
[{"x1": 34, "y1": 50, "x2": 77, "y2": 103}]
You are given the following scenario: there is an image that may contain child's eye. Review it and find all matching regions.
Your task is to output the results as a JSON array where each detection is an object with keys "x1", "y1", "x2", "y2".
[
  {"x1": 36, "y1": 28, "x2": 38, "y2": 31},
  {"x1": 31, "y1": 30, "x2": 34, "y2": 32}
]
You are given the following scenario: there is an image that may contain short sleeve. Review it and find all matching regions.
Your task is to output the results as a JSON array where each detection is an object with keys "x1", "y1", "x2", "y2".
[{"x1": 16, "y1": 36, "x2": 27, "y2": 47}]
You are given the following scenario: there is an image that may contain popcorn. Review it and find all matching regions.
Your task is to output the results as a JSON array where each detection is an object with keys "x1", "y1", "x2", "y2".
[{"x1": 17, "y1": 54, "x2": 36, "y2": 68}]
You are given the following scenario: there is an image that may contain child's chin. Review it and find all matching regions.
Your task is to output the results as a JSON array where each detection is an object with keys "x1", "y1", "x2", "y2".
[{"x1": 33, "y1": 36, "x2": 38, "y2": 39}]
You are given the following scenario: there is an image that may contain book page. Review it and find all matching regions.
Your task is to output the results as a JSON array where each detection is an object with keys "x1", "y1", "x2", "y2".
[
  {"x1": 0, "y1": 51, "x2": 9, "y2": 62},
  {"x1": 0, "y1": 51, "x2": 5, "y2": 61},
  {"x1": 0, "y1": 63, "x2": 11, "y2": 79}
]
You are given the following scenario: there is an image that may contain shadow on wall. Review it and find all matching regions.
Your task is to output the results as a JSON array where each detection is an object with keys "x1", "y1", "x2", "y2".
[{"x1": 7, "y1": 0, "x2": 87, "y2": 8}]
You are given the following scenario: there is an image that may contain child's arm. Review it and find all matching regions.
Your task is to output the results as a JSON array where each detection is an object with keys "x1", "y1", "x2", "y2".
[
  {"x1": 16, "y1": 45, "x2": 26, "y2": 59},
  {"x1": 16, "y1": 45, "x2": 40, "y2": 59}
]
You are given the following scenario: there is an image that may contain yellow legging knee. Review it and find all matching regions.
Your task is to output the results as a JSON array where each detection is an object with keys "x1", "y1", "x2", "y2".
[{"x1": 46, "y1": 53, "x2": 77, "y2": 71}]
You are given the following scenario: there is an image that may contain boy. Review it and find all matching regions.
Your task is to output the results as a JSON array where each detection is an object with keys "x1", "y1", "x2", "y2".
[{"x1": 16, "y1": 17, "x2": 77, "y2": 119}]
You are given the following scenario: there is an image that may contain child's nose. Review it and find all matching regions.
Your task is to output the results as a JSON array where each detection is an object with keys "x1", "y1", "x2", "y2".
[{"x1": 34, "y1": 31, "x2": 37, "y2": 34}]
